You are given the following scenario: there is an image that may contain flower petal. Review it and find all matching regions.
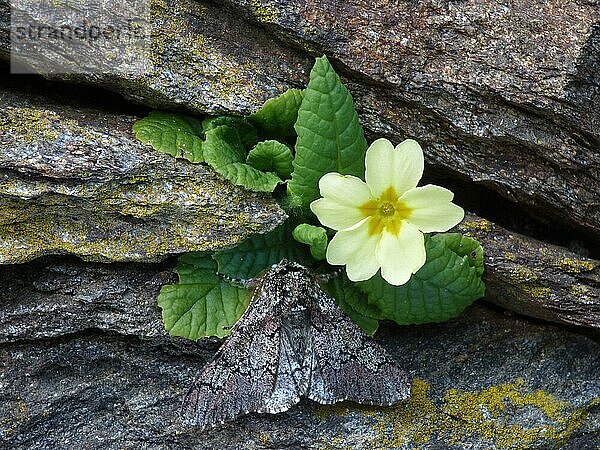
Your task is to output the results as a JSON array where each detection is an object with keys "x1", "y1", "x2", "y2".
[
  {"x1": 401, "y1": 185, "x2": 465, "y2": 232},
  {"x1": 326, "y1": 218, "x2": 380, "y2": 282},
  {"x1": 376, "y1": 223, "x2": 426, "y2": 286},
  {"x1": 365, "y1": 138, "x2": 424, "y2": 197},
  {"x1": 310, "y1": 198, "x2": 365, "y2": 230},
  {"x1": 364, "y1": 138, "x2": 395, "y2": 197},
  {"x1": 310, "y1": 173, "x2": 373, "y2": 230},
  {"x1": 318, "y1": 172, "x2": 372, "y2": 204}
]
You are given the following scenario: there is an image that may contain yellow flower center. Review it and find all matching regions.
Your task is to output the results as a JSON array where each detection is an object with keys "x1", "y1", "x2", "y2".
[
  {"x1": 379, "y1": 202, "x2": 396, "y2": 217},
  {"x1": 359, "y1": 186, "x2": 412, "y2": 236}
]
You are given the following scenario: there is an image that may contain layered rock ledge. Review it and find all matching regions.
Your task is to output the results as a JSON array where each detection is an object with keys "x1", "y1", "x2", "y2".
[
  {"x1": 2, "y1": 0, "x2": 598, "y2": 240},
  {"x1": 0, "y1": 78, "x2": 286, "y2": 263},
  {"x1": 0, "y1": 257, "x2": 598, "y2": 449}
]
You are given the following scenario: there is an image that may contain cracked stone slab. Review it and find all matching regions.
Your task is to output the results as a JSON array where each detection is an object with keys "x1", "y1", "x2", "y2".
[
  {"x1": 456, "y1": 213, "x2": 600, "y2": 329},
  {"x1": 0, "y1": 78, "x2": 286, "y2": 264},
  {"x1": 1, "y1": 209, "x2": 598, "y2": 349},
  {"x1": 0, "y1": 302, "x2": 598, "y2": 449},
  {"x1": 0, "y1": 258, "x2": 174, "y2": 342},
  {"x1": 0, "y1": 256, "x2": 599, "y2": 448}
]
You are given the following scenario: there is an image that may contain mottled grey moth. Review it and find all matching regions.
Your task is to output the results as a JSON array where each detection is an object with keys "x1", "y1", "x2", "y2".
[{"x1": 182, "y1": 260, "x2": 411, "y2": 429}]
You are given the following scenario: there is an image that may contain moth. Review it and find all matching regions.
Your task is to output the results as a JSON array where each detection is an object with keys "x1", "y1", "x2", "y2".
[{"x1": 182, "y1": 260, "x2": 411, "y2": 429}]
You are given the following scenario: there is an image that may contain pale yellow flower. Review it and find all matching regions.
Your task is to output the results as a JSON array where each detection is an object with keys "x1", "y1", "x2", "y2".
[{"x1": 310, "y1": 138, "x2": 464, "y2": 286}]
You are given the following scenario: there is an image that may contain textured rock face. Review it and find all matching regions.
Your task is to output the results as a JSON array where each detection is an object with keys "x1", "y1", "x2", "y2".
[
  {"x1": 0, "y1": 258, "x2": 174, "y2": 342},
  {"x1": 1, "y1": 1, "x2": 599, "y2": 447},
  {"x1": 456, "y1": 214, "x2": 600, "y2": 329},
  {"x1": 1, "y1": 0, "x2": 598, "y2": 239},
  {"x1": 0, "y1": 258, "x2": 598, "y2": 449},
  {"x1": 0, "y1": 79, "x2": 286, "y2": 263},
  {"x1": 1, "y1": 0, "x2": 309, "y2": 114}
]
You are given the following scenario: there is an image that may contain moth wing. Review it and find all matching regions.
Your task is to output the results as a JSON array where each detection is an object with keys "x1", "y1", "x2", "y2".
[
  {"x1": 182, "y1": 328, "x2": 277, "y2": 429},
  {"x1": 307, "y1": 289, "x2": 411, "y2": 406},
  {"x1": 260, "y1": 323, "x2": 310, "y2": 413},
  {"x1": 182, "y1": 278, "x2": 306, "y2": 429}
]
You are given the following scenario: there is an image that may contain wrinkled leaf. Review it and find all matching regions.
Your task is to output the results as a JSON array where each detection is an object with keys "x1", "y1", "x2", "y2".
[
  {"x1": 292, "y1": 223, "x2": 328, "y2": 260},
  {"x1": 202, "y1": 115, "x2": 258, "y2": 149},
  {"x1": 288, "y1": 56, "x2": 367, "y2": 207},
  {"x1": 157, "y1": 253, "x2": 250, "y2": 339},
  {"x1": 247, "y1": 140, "x2": 294, "y2": 180},
  {"x1": 214, "y1": 222, "x2": 315, "y2": 279},
  {"x1": 203, "y1": 125, "x2": 281, "y2": 193},
  {"x1": 444, "y1": 233, "x2": 485, "y2": 278},
  {"x1": 133, "y1": 111, "x2": 204, "y2": 162},
  {"x1": 248, "y1": 88, "x2": 304, "y2": 138}
]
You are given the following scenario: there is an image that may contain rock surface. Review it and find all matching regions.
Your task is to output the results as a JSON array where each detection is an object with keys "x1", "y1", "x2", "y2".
[
  {"x1": 1, "y1": 1, "x2": 599, "y2": 447},
  {"x1": 1, "y1": 0, "x2": 598, "y2": 240},
  {"x1": 0, "y1": 77, "x2": 286, "y2": 263},
  {"x1": 0, "y1": 0, "x2": 309, "y2": 114},
  {"x1": 0, "y1": 258, "x2": 598, "y2": 449},
  {"x1": 457, "y1": 214, "x2": 600, "y2": 329},
  {"x1": 0, "y1": 258, "x2": 174, "y2": 342}
]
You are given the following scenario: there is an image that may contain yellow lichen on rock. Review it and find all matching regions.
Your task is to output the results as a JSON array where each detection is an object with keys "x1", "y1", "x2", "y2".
[
  {"x1": 553, "y1": 257, "x2": 597, "y2": 274},
  {"x1": 439, "y1": 379, "x2": 586, "y2": 449},
  {"x1": 257, "y1": 433, "x2": 270, "y2": 445},
  {"x1": 250, "y1": 0, "x2": 279, "y2": 22},
  {"x1": 370, "y1": 379, "x2": 438, "y2": 447},
  {"x1": 459, "y1": 219, "x2": 493, "y2": 237},
  {"x1": 0, "y1": 168, "x2": 284, "y2": 263},
  {"x1": 568, "y1": 285, "x2": 593, "y2": 300},
  {"x1": 505, "y1": 264, "x2": 539, "y2": 284},
  {"x1": 520, "y1": 286, "x2": 552, "y2": 300},
  {"x1": 0, "y1": 107, "x2": 68, "y2": 145},
  {"x1": 316, "y1": 378, "x2": 592, "y2": 449},
  {"x1": 0, "y1": 400, "x2": 30, "y2": 436},
  {"x1": 148, "y1": 0, "x2": 262, "y2": 108}
]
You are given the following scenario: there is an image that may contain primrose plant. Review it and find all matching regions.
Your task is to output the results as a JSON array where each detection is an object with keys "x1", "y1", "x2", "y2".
[
  {"x1": 311, "y1": 138, "x2": 464, "y2": 286},
  {"x1": 133, "y1": 56, "x2": 485, "y2": 338}
]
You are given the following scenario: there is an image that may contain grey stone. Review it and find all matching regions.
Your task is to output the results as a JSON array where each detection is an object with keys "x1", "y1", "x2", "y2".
[
  {"x1": 0, "y1": 77, "x2": 286, "y2": 264},
  {"x1": 0, "y1": 259, "x2": 598, "y2": 449},
  {"x1": 456, "y1": 213, "x2": 600, "y2": 330},
  {"x1": 0, "y1": 258, "x2": 174, "y2": 342},
  {"x1": 1, "y1": 0, "x2": 309, "y2": 115},
  {"x1": 0, "y1": 1, "x2": 598, "y2": 447}
]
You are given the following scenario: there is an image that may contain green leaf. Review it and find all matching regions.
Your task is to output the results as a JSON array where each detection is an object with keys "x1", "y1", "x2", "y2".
[
  {"x1": 288, "y1": 56, "x2": 368, "y2": 207},
  {"x1": 202, "y1": 115, "x2": 258, "y2": 149},
  {"x1": 444, "y1": 233, "x2": 485, "y2": 278},
  {"x1": 357, "y1": 233, "x2": 485, "y2": 325},
  {"x1": 247, "y1": 140, "x2": 294, "y2": 180},
  {"x1": 133, "y1": 111, "x2": 204, "y2": 162},
  {"x1": 214, "y1": 222, "x2": 315, "y2": 279},
  {"x1": 248, "y1": 88, "x2": 304, "y2": 138},
  {"x1": 157, "y1": 253, "x2": 250, "y2": 339},
  {"x1": 292, "y1": 223, "x2": 328, "y2": 260},
  {"x1": 203, "y1": 125, "x2": 281, "y2": 193},
  {"x1": 324, "y1": 273, "x2": 381, "y2": 335}
]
